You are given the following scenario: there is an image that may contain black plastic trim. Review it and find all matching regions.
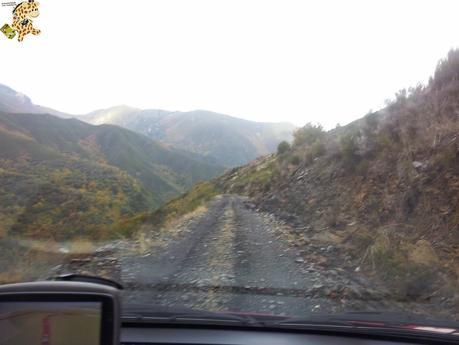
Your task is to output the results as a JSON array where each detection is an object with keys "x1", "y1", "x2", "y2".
[{"x1": 121, "y1": 321, "x2": 459, "y2": 344}]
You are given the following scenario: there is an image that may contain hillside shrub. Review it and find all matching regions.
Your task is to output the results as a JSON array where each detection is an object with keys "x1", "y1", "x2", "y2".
[
  {"x1": 287, "y1": 155, "x2": 301, "y2": 165},
  {"x1": 365, "y1": 233, "x2": 440, "y2": 299},
  {"x1": 436, "y1": 146, "x2": 457, "y2": 169},
  {"x1": 355, "y1": 159, "x2": 370, "y2": 175},
  {"x1": 305, "y1": 141, "x2": 326, "y2": 164},
  {"x1": 277, "y1": 141, "x2": 291, "y2": 155},
  {"x1": 340, "y1": 133, "x2": 360, "y2": 166},
  {"x1": 374, "y1": 123, "x2": 401, "y2": 156},
  {"x1": 293, "y1": 123, "x2": 324, "y2": 147},
  {"x1": 431, "y1": 49, "x2": 459, "y2": 90},
  {"x1": 376, "y1": 133, "x2": 393, "y2": 151},
  {"x1": 363, "y1": 112, "x2": 379, "y2": 137}
]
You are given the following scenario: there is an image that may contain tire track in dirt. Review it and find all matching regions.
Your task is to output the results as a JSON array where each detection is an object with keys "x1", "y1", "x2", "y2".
[{"x1": 121, "y1": 195, "x2": 338, "y2": 315}]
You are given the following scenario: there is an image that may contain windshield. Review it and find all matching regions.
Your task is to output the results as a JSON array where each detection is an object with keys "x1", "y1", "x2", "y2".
[{"x1": 1, "y1": 0, "x2": 459, "y2": 326}]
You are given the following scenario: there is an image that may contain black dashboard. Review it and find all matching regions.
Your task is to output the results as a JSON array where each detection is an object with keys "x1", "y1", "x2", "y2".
[{"x1": 121, "y1": 326, "x2": 419, "y2": 345}]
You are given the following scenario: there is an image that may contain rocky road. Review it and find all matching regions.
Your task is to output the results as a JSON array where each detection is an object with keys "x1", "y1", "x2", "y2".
[
  {"x1": 51, "y1": 194, "x2": 450, "y2": 318},
  {"x1": 119, "y1": 195, "x2": 376, "y2": 316},
  {"x1": 44, "y1": 194, "x2": 459, "y2": 320}
]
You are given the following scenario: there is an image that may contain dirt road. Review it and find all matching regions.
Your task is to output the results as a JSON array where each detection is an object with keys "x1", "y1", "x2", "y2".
[
  {"x1": 50, "y1": 194, "x2": 448, "y2": 318},
  {"x1": 120, "y1": 195, "x2": 360, "y2": 315}
]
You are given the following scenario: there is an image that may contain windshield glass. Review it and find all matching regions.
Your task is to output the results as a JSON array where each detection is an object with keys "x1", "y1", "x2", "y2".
[{"x1": 1, "y1": 0, "x2": 458, "y2": 326}]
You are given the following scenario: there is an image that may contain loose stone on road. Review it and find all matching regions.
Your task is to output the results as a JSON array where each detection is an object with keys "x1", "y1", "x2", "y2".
[{"x1": 121, "y1": 195, "x2": 341, "y2": 315}]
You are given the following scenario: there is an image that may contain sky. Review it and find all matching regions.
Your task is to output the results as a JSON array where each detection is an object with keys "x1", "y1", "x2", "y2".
[{"x1": 0, "y1": 0, "x2": 458, "y2": 129}]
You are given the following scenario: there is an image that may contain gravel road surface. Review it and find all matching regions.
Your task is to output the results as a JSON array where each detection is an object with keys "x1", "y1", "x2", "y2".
[{"x1": 121, "y1": 195, "x2": 351, "y2": 315}]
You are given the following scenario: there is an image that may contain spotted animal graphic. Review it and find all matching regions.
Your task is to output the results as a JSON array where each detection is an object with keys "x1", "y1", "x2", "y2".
[{"x1": 11, "y1": 0, "x2": 40, "y2": 42}]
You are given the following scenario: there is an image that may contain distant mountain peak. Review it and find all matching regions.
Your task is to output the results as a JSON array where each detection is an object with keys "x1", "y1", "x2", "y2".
[
  {"x1": 90, "y1": 104, "x2": 140, "y2": 113},
  {"x1": 0, "y1": 82, "x2": 296, "y2": 167},
  {"x1": 0, "y1": 83, "x2": 34, "y2": 112},
  {"x1": 78, "y1": 107, "x2": 296, "y2": 167},
  {"x1": 0, "y1": 82, "x2": 72, "y2": 118}
]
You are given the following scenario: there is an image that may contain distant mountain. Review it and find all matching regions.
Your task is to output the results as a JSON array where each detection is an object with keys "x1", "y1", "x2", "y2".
[
  {"x1": 78, "y1": 107, "x2": 295, "y2": 167},
  {"x1": 0, "y1": 83, "x2": 72, "y2": 118},
  {"x1": 0, "y1": 83, "x2": 295, "y2": 167},
  {"x1": 0, "y1": 111, "x2": 224, "y2": 240}
]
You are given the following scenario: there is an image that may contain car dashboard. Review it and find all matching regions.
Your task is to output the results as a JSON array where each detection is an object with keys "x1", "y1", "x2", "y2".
[{"x1": 120, "y1": 323, "x2": 439, "y2": 345}]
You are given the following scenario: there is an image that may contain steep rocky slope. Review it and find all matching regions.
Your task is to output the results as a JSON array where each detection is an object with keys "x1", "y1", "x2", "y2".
[{"x1": 148, "y1": 50, "x2": 459, "y2": 316}]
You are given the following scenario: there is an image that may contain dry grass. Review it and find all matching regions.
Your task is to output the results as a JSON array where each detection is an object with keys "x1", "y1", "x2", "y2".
[
  {"x1": 407, "y1": 239, "x2": 439, "y2": 266},
  {"x1": 0, "y1": 271, "x2": 25, "y2": 284},
  {"x1": 0, "y1": 244, "x2": 64, "y2": 285},
  {"x1": 68, "y1": 238, "x2": 96, "y2": 254},
  {"x1": 134, "y1": 203, "x2": 211, "y2": 255},
  {"x1": 311, "y1": 231, "x2": 344, "y2": 245},
  {"x1": 149, "y1": 181, "x2": 220, "y2": 228}
]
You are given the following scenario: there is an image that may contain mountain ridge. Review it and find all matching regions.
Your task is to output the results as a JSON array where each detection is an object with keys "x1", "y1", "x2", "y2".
[
  {"x1": 0, "y1": 110, "x2": 224, "y2": 240},
  {"x1": 77, "y1": 106, "x2": 295, "y2": 167},
  {"x1": 0, "y1": 82, "x2": 295, "y2": 167},
  {"x1": 0, "y1": 83, "x2": 74, "y2": 118}
]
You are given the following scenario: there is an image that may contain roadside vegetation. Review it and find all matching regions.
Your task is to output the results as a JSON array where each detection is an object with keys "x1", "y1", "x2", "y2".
[
  {"x1": 147, "y1": 181, "x2": 221, "y2": 230},
  {"x1": 208, "y1": 49, "x2": 459, "y2": 312}
]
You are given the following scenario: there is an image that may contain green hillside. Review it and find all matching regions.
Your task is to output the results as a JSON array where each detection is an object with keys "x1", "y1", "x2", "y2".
[{"x1": 0, "y1": 111, "x2": 224, "y2": 240}]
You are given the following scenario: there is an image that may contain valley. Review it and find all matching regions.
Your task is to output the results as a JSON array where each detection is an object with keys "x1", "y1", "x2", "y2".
[{"x1": 0, "y1": 111, "x2": 224, "y2": 240}]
